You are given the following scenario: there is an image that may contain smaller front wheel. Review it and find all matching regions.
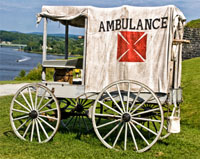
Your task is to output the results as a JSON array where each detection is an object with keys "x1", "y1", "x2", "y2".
[{"x1": 10, "y1": 84, "x2": 60, "y2": 143}]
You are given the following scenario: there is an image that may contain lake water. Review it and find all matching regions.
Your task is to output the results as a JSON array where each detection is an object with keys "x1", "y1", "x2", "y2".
[{"x1": 0, "y1": 47, "x2": 64, "y2": 81}]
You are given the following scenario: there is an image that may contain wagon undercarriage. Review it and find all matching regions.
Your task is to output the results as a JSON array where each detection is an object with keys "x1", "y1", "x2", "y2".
[{"x1": 10, "y1": 80, "x2": 181, "y2": 152}]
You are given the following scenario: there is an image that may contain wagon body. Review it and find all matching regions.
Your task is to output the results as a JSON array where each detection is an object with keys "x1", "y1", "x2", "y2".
[
  {"x1": 37, "y1": 5, "x2": 185, "y2": 103},
  {"x1": 10, "y1": 5, "x2": 188, "y2": 152}
]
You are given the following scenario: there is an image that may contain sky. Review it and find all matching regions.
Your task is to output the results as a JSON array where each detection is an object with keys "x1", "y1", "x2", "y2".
[{"x1": 0, "y1": 0, "x2": 199, "y2": 35}]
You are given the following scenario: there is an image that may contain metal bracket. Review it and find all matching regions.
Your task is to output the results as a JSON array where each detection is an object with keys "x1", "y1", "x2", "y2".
[{"x1": 168, "y1": 88, "x2": 182, "y2": 105}]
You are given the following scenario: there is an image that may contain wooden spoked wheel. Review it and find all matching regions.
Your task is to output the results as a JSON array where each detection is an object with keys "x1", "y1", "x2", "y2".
[
  {"x1": 59, "y1": 93, "x2": 98, "y2": 133},
  {"x1": 10, "y1": 84, "x2": 60, "y2": 143},
  {"x1": 92, "y1": 80, "x2": 164, "y2": 152}
]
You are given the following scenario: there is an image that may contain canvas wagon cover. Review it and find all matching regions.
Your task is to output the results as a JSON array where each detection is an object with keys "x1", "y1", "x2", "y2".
[{"x1": 37, "y1": 5, "x2": 185, "y2": 93}]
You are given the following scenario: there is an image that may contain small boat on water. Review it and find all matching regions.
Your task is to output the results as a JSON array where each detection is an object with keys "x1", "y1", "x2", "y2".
[{"x1": 16, "y1": 57, "x2": 31, "y2": 62}]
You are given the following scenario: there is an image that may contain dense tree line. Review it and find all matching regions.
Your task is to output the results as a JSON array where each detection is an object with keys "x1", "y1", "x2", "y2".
[{"x1": 0, "y1": 30, "x2": 84, "y2": 55}]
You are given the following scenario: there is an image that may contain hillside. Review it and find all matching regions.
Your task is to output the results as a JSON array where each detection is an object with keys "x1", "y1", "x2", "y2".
[
  {"x1": 185, "y1": 19, "x2": 200, "y2": 28},
  {"x1": 0, "y1": 30, "x2": 84, "y2": 55}
]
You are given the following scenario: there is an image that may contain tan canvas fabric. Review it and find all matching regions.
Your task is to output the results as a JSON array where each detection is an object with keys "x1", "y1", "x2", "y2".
[{"x1": 37, "y1": 5, "x2": 185, "y2": 93}]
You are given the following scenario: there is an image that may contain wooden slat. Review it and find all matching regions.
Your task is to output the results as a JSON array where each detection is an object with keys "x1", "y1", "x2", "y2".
[
  {"x1": 173, "y1": 39, "x2": 190, "y2": 44},
  {"x1": 42, "y1": 59, "x2": 83, "y2": 69}
]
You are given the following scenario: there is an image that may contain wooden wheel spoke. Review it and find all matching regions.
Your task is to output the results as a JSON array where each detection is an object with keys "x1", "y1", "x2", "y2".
[
  {"x1": 106, "y1": 90, "x2": 124, "y2": 114},
  {"x1": 124, "y1": 123, "x2": 128, "y2": 150},
  {"x1": 37, "y1": 118, "x2": 49, "y2": 139},
  {"x1": 128, "y1": 86, "x2": 143, "y2": 113},
  {"x1": 12, "y1": 108, "x2": 29, "y2": 114},
  {"x1": 112, "y1": 123, "x2": 124, "y2": 148},
  {"x1": 116, "y1": 84, "x2": 126, "y2": 112},
  {"x1": 98, "y1": 100, "x2": 122, "y2": 115},
  {"x1": 37, "y1": 89, "x2": 47, "y2": 110},
  {"x1": 39, "y1": 114, "x2": 58, "y2": 121},
  {"x1": 28, "y1": 87, "x2": 34, "y2": 110},
  {"x1": 131, "y1": 94, "x2": 154, "y2": 114},
  {"x1": 130, "y1": 122, "x2": 150, "y2": 145},
  {"x1": 14, "y1": 99, "x2": 31, "y2": 112},
  {"x1": 81, "y1": 98, "x2": 89, "y2": 105},
  {"x1": 128, "y1": 122, "x2": 138, "y2": 151},
  {"x1": 13, "y1": 115, "x2": 29, "y2": 121},
  {"x1": 38, "y1": 117, "x2": 55, "y2": 130},
  {"x1": 103, "y1": 122, "x2": 120, "y2": 140},
  {"x1": 20, "y1": 92, "x2": 33, "y2": 111},
  {"x1": 131, "y1": 120, "x2": 158, "y2": 136},
  {"x1": 69, "y1": 98, "x2": 76, "y2": 105},
  {"x1": 132, "y1": 108, "x2": 160, "y2": 117},
  {"x1": 97, "y1": 119, "x2": 121, "y2": 129},
  {"x1": 17, "y1": 118, "x2": 31, "y2": 131},
  {"x1": 30, "y1": 119, "x2": 35, "y2": 142},
  {"x1": 95, "y1": 113, "x2": 121, "y2": 118},
  {"x1": 79, "y1": 98, "x2": 84, "y2": 105},
  {"x1": 38, "y1": 98, "x2": 53, "y2": 111},
  {"x1": 23, "y1": 120, "x2": 32, "y2": 138},
  {"x1": 126, "y1": 83, "x2": 131, "y2": 112},
  {"x1": 35, "y1": 119, "x2": 41, "y2": 142},
  {"x1": 35, "y1": 87, "x2": 38, "y2": 110},
  {"x1": 152, "y1": 119, "x2": 158, "y2": 132},
  {"x1": 40, "y1": 108, "x2": 57, "y2": 114},
  {"x1": 83, "y1": 101, "x2": 94, "y2": 107},
  {"x1": 132, "y1": 117, "x2": 161, "y2": 122}
]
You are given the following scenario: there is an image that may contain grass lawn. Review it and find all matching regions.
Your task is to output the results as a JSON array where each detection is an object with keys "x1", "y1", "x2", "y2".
[
  {"x1": 0, "y1": 58, "x2": 200, "y2": 159},
  {"x1": 0, "y1": 80, "x2": 39, "y2": 85}
]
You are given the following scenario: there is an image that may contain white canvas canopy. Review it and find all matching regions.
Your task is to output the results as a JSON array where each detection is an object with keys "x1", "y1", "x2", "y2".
[{"x1": 37, "y1": 5, "x2": 186, "y2": 93}]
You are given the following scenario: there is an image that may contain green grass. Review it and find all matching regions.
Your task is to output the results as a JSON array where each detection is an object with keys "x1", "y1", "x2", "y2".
[
  {"x1": 181, "y1": 57, "x2": 200, "y2": 129},
  {"x1": 0, "y1": 58, "x2": 200, "y2": 159},
  {"x1": 0, "y1": 80, "x2": 39, "y2": 85}
]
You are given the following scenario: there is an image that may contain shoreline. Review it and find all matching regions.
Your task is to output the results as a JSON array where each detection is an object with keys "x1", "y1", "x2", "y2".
[{"x1": 17, "y1": 48, "x2": 81, "y2": 57}]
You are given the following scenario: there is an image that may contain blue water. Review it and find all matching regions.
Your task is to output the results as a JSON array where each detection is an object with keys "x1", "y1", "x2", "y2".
[{"x1": 0, "y1": 47, "x2": 64, "y2": 80}]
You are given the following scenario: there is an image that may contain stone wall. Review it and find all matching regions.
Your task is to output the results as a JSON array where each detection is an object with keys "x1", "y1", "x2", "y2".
[{"x1": 182, "y1": 27, "x2": 200, "y2": 60}]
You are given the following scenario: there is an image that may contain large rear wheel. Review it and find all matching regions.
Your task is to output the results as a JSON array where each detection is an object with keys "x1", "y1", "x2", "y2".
[{"x1": 92, "y1": 80, "x2": 164, "y2": 152}]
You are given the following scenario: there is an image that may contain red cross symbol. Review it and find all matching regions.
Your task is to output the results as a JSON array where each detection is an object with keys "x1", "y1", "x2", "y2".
[{"x1": 117, "y1": 31, "x2": 147, "y2": 62}]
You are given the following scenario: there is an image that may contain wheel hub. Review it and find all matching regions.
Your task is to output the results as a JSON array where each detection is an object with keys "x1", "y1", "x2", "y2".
[
  {"x1": 75, "y1": 103, "x2": 84, "y2": 113},
  {"x1": 29, "y1": 110, "x2": 38, "y2": 119},
  {"x1": 122, "y1": 113, "x2": 131, "y2": 122}
]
